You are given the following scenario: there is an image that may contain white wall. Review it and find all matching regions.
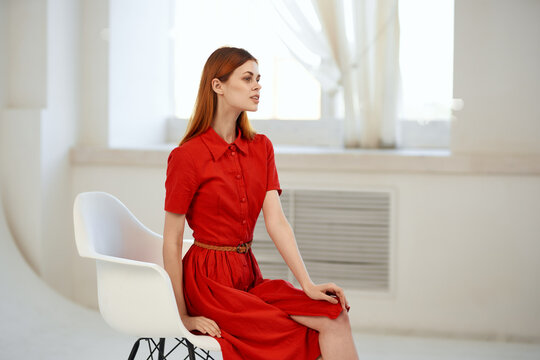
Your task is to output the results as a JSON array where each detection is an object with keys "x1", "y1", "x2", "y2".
[
  {"x1": 41, "y1": 0, "x2": 81, "y2": 296},
  {"x1": 1, "y1": 109, "x2": 43, "y2": 276},
  {"x1": 70, "y1": 162, "x2": 540, "y2": 342},
  {"x1": 1, "y1": 0, "x2": 539, "y2": 343},
  {"x1": 79, "y1": 0, "x2": 172, "y2": 148},
  {"x1": 1, "y1": 0, "x2": 173, "y2": 299},
  {"x1": 0, "y1": 0, "x2": 7, "y2": 108},
  {"x1": 451, "y1": 0, "x2": 540, "y2": 155},
  {"x1": 79, "y1": 0, "x2": 109, "y2": 147},
  {"x1": 7, "y1": 0, "x2": 47, "y2": 108},
  {"x1": 0, "y1": 0, "x2": 80, "y2": 298},
  {"x1": 0, "y1": 0, "x2": 48, "y2": 276},
  {"x1": 109, "y1": 0, "x2": 172, "y2": 147}
]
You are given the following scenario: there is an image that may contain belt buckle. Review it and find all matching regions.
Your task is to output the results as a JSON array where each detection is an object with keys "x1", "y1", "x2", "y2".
[{"x1": 236, "y1": 242, "x2": 248, "y2": 254}]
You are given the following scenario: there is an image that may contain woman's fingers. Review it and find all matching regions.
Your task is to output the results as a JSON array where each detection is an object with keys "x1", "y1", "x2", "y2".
[
  {"x1": 209, "y1": 319, "x2": 222, "y2": 337},
  {"x1": 334, "y1": 287, "x2": 347, "y2": 309},
  {"x1": 183, "y1": 315, "x2": 222, "y2": 337},
  {"x1": 325, "y1": 294, "x2": 339, "y2": 304},
  {"x1": 318, "y1": 290, "x2": 338, "y2": 304},
  {"x1": 307, "y1": 285, "x2": 335, "y2": 303},
  {"x1": 342, "y1": 291, "x2": 350, "y2": 309},
  {"x1": 316, "y1": 283, "x2": 338, "y2": 304},
  {"x1": 198, "y1": 317, "x2": 221, "y2": 337},
  {"x1": 206, "y1": 318, "x2": 221, "y2": 338},
  {"x1": 323, "y1": 283, "x2": 347, "y2": 308},
  {"x1": 305, "y1": 282, "x2": 349, "y2": 309}
]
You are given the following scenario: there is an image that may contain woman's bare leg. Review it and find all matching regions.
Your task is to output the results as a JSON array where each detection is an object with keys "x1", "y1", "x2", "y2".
[{"x1": 290, "y1": 310, "x2": 358, "y2": 360}]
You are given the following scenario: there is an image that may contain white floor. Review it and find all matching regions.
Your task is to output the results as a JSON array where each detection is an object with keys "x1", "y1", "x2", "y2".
[
  {"x1": 1, "y1": 191, "x2": 539, "y2": 360},
  {"x1": 350, "y1": 332, "x2": 540, "y2": 360},
  {"x1": 157, "y1": 333, "x2": 540, "y2": 360}
]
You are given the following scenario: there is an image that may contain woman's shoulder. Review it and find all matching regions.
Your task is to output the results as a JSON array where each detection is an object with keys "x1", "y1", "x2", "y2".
[
  {"x1": 252, "y1": 132, "x2": 273, "y2": 147},
  {"x1": 252, "y1": 133, "x2": 277, "y2": 155},
  {"x1": 167, "y1": 136, "x2": 204, "y2": 163}
]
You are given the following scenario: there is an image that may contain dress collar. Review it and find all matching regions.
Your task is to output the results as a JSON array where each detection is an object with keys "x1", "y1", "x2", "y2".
[{"x1": 201, "y1": 125, "x2": 249, "y2": 161}]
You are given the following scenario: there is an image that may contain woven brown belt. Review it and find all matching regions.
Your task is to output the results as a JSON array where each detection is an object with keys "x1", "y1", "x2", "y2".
[{"x1": 193, "y1": 240, "x2": 253, "y2": 254}]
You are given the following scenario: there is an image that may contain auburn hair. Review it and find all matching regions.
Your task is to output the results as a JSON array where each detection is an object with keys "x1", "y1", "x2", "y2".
[{"x1": 179, "y1": 46, "x2": 259, "y2": 146}]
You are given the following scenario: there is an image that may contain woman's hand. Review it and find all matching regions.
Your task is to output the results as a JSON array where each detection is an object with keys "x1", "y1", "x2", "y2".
[
  {"x1": 303, "y1": 282, "x2": 349, "y2": 310},
  {"x1": 182, "y1": 315, "x2": 222, "y2": 338}
]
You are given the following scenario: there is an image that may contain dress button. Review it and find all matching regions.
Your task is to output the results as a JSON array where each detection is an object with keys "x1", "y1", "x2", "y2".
[
  {"x1": 231, "y1": 151, "x2": 236, "y2": 156},
  {"x1": 229, "y1": 145, "x2": 235, "y2": 150},
  {"x1": 236, "y1": 174, "x2": 241, "y2": 179},
  {"x1": 241, "y1": 197, "x2": 246, "y2": 202},
  {"x1": 242, "y1": 219, "x2": 247, "y2": 225}
]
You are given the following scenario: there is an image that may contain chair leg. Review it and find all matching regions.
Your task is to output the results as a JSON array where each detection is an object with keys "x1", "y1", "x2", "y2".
[
  {"x1": 158, "y1": 338, "x2": 166, "y2": 360},
  {"x1": 186, "y1": 339, "x2": 196, "y2": 360},
  {"x1": 127, "y1": 338, "x2": 141, "y2": 360},
  {"x1": 127, "y1": 337, "x2": 211, "y2": 360}
]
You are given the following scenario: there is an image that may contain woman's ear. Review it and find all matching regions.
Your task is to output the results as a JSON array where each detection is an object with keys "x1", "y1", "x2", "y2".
[{"x1": 211, "y1": 78, "x2": 224, "y2": 95}]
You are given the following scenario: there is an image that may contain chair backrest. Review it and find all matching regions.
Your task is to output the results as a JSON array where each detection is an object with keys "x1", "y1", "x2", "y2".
[
  {"x1": 72, "y1": 191, "x2": 220, "y2": 350},
  {"x1": 73, "y1": 191, "x2": 165, "y2": 266}
]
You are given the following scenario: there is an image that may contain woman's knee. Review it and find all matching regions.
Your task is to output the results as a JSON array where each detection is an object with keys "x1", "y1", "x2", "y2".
[
  {"x1": 322, "y1": 310, "x2": 350, "y2": 333},
  {"x1": 337, "y1": 309, "x2": 350, "y2": 324}
]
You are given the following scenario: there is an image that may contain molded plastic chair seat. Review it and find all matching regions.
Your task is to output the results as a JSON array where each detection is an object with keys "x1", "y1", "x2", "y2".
[{"x1": 73, "y1": 191, "x2": 220, "y2": 359}]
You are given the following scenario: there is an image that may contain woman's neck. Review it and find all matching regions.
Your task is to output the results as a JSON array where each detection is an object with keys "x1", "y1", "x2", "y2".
[{"x1": 212, "y1": 103, "x2": 241, "y2": 144}]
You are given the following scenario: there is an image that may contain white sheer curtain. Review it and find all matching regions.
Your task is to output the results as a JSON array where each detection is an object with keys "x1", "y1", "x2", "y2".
[
  {"x1": 266, "y1": 0, "x2": 341, "y2": 93},
  {"x1": 269, "y1": 0, "x2": 401, "y2": 149}
]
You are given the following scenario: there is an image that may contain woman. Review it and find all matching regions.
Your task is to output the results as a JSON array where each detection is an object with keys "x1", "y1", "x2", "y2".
[{"x1": 163, "y1": 46, "x2": 359, "y2": 360}]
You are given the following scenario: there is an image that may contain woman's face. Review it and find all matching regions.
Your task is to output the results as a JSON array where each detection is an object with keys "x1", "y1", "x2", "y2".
[{"x1": 213, "y1": 60, "x2": 262, "y2": 112}]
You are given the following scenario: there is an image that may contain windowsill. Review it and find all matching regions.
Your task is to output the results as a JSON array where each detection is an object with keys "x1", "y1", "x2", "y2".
[{"x1": 70, "y1": 144, "x2": 540, "y2": 176}]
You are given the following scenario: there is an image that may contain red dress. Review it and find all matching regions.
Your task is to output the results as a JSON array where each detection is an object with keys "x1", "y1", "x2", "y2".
[{"x1": 164, "y1": 125, "x2": 350, "y2": 360}]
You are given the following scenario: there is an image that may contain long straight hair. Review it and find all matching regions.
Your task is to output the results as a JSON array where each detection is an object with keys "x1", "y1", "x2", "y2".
[{"x1": 179, "y1": 46, "x2": 258, "y2": 146}]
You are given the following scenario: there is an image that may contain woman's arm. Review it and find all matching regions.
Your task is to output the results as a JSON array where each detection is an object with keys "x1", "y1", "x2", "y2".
[
  {"x1": 163, "y1": 211, "x2": 221, "y2": 337},
  {"x1": 261, "y1": 190, "x2": 349, "y2": 310},
  {"x1": 163, "y1": 211, "x2": 189, "y2": 315}
]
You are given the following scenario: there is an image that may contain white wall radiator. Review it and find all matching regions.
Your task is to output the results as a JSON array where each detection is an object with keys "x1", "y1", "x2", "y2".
[{"x1": 252, "y1": 188, "x2": 394, "y2": 291}]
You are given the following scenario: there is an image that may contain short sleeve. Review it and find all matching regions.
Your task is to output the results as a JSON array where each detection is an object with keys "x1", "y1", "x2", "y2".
[
  {"x1": 164, "y1": 147, "x2": 199, "y2": 214},
  {"x1": 264, "y1": 135, "x2": 282, "y2": 196}
]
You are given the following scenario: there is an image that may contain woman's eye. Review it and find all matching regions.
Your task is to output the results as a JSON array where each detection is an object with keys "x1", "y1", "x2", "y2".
[{"x1": 244, "y1": 77, "x2": 260, "y2": 83}]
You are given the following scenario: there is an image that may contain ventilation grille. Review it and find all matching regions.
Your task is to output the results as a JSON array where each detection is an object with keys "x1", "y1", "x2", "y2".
[{"x1": 252, "y1": 189, "x2": 392, "y2": 291}]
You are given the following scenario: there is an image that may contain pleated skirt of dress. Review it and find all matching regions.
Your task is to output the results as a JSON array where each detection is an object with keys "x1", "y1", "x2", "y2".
[{"x1": 181, "y1": 244, "x2": 350, "y2": 360}]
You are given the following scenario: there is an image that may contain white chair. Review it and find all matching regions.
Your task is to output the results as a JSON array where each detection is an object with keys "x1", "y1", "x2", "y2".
[{"x1": 73, "y1": 191, "x2": 221, "y2": 360}]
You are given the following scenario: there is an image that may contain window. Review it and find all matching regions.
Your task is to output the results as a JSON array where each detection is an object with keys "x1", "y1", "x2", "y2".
[
  {"x1": 173, "y1": 0, "x2": 321, "y2": 121},
  {"x1": 170, "y1": 0, "x2": 454, "y2": 148},
  {"x1": 398, "y1": 0, "x2": 454, "y2": 123},
  {"x1": 396, "y1": 0, "x2": 454, "y2": 148}
]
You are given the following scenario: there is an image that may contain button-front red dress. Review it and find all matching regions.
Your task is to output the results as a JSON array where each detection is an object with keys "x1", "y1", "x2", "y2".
[{"x1": 164, "y1": 125, "x2": 349, "y2": 360}]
